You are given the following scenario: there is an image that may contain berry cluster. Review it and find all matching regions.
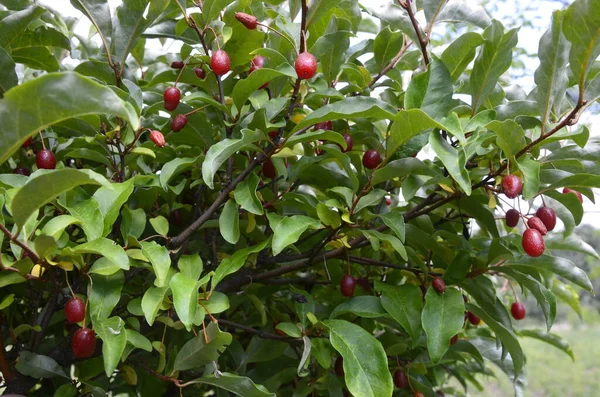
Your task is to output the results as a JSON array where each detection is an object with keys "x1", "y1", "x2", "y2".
[{"x1": 64, "y1": 297, "x2": 97, "y2": 359}]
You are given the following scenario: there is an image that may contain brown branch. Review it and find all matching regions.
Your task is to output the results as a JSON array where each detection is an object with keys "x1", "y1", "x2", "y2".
[
  {"x1": 347, "y1": 255, "x2": 441, "y2": 276},
  {"x1": 0, "y1": 224, "x2": 42, "y2": 265},
  {"x1": 218, "y1": 319, "x2": 301, "y2": 343},
  {"x1": 399, "y1": 0, "x2": 430, "y2": 66},
  {"x1": 368, "y1": 38, "x2": 413, "y2": 89}
]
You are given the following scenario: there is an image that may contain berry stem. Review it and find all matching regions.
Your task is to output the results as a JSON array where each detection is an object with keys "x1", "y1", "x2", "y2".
[
  {"x1": 203, "y1": 26, "x2": 221, "y2": 50},
  {"x1": 256, "y1": 22, "x2": 298, "y2": 54},
  {"x1": 40, "y1": 132, "x2": 47, "y2": 150},
  {"x1": 184, "y1": 105, "x2": 209, "y2": 117},
  {"x1": 64, "y1": 269, "x2": 76, "y2": 299}
]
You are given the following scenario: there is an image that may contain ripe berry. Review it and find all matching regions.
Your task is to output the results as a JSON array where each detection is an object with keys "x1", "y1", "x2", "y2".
[
  {"x1": 22, "y1": 137, "x2": 33, "y2": 148},
  {"x1": 295, "y1": 52, "x2": 317, "y2": 80},
  {"x1": 450, "y1": 334, "x2": 459, "y2": 345},
  {"x1": 235, "y1": 12, "x2": 258, "y2": 30},
  {"x1": 511, "y1": 302, "x2": 526, "y2": 320},
  {"x1": 340, "y1": 274, "x2": 356, "y2": 297},
  {"x1": 149, "y1": 130, "x2": 166, "y2": 147},
  {"x1": 250, "y1": 55, "x2": 265, "y2": 73},
  {"x1": 362, "y1": 150, "x2": 382, "y2": 169},
  {"x1": 72, "y1": 327, "x2": 97, "y2": 359},
  {"x1": 432, "y1": 277, "x2": 446, "y2": 294},
  {"x1": 502, "y1": 175, "x2": 523, "y2": 199},
  {"x1": 194, "y1": 67, "x2": 206, "y2": 79},
  {"x1": 334, "y1": 356, "x2": 344, "y2": 377},
  {"x1": 261, "y1": 158, "x2": 276, "y2": 179},
  {"x1": 171, "y1": 114, "x2": 188, "y2": 132},
  {"x1": 65, "y1": 297, "x2": 86, "y2": 323},
  {"x1": 393, "y1": 369, "x2": 408, "y2": 388},
  {"x1": 467, "y1": 311, "x2": 481, "y2": 326},
  {"x1": 337, "y1": 134, "x2": 353, "y2": 153},
  {"x1": 385, "y1": 197, "x2": 392, "y2": 206},
  {"x1": 36, "y1": 150, "x2": 56, "y2": 169},
  {"x1": 536, "y1": 207, "x2": 556, "y2": 231},
  {"x1": 170, "y1": 61, "x2": 184, "y2": 69},
  {"x1": 527, "y1": 216, "x2": 547, "y2": 236},
  {"x1": 563, "y1": 187, "x2": 583, "y2": 203},
  {"x1": 14, "y1": 167, "x2": 30, "y2": 176},
  {"x1": 522, "y1": 228, "x2": 544, "y2": 257},
  {"x1": 163, "y1": 87, "x2": 181, "y2": 111},
  {"x1": 313, "y1": 121, "x2": 333, "y2": 131},
  {"x1": 210, "y1": 50, "x2": 231, "y2": 76},
  {"x1": 505, "y1": 209, "x2": 520, "y2": 227}
]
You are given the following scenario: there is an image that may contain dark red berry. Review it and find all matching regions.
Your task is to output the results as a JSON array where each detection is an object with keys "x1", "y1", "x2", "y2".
[
  {"x1": 194, "y1": 67, "x2": 206, "y2": 79},
  {"x1": 36, "y1": 150, "x2": 56, "y2": 169},
  {"x1": 211, "y1": 50, "x2": 231, "y2": 76},
  {"x1": 72, "y1": 327, "x2": 97, "y2": 359},
  {"x1": 250, "y1": 55, "x2": 265, "y2": 73},
  {"x1": 235, "y1": 12, "x2": 258, "y2": 30},
  {"x1": 334, "y1": 356, "x2": 344, "y2": 377},
  {"x1": 522, "y1": 228, "x2": 544, "y2": 257},
  {"x1": 170, "y1": 61, "x2": 184, "y2": 69},
  {"x1": 362, "y1": 150, "x2": 382, "y2": 169},
  {"x1": 385, "y1": 197, "x2": 392, "y2": 206},
  {"x1": 14, "y1": 167, "x2": 30, "y2": 176},
  {"x1": 313, "y1": 121, "x2": 333, "y2": 131},
  {"x1": 340, "y1": 274, "x2": 356, "y2": 297},
  {"x1": 505, "y1": 209, "x2": 520, "y2": 227},
  {"x1": 467, "y1": 311, "x2": 480, "y2": 326},
  {"x1": 527, "y1": 216, "x2": 547, "y2": 236},
  {"x1": 502, "y1": 175, "x2": 523, "y2": 199},
  {"x1": 171, "y1": 114, "x2": 188, "y2": 132},
  {"x1": 432, "y1": 277, "x2": 446, "y2": 293},
  {"x1": 511, "y1": 302, "x2": 526, "y2": 320},
  {"x1": 295, "y1": 52, "x2": 317, "y2": 80},
  {"x1": 262, "y1": 158, "x2": 276, "y2": 179},
  {"x1": 536, "y1": 207, "x2": 556, "y2": 231},
  {"x1": 563, "y1": 187, "x2": 583, "y2": 203},
  {"x1": 463, "y1": 295, "x2": 468, "y2": 303},
  {"x1": 65, "y1": 298, "x2": 85, "y2": 323},
  {"x1": 149, "y1": 130, "x2": 166, "y2": 147},
  {"x1": 337, "y1": 134, "x2": 353, "y2": 153},
  {"x1": 357, "y1": 277, "x2": 371, "y2": 292},
  {"x1": 393, "y1": 369, "x2": 408, "y2": 388},
  {"x1": 163, "y1": 87, "x2": 181, "y2": 111},
  {"x1": 450, "y1": 334, "x2": 459, "y2": 345},
  {"x1": 22, "y1": 136, "x2": 33, "y2": 148}
]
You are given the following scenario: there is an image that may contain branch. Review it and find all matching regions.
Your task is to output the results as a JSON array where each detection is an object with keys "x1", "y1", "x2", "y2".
[
  {"x1": 347, "y1": 255, "x2": 440, "y2": 276},
  {"x1": 0, "y1": 224, "x2": 42, "y2": 265},
  {"x1": 218, "y1": 319, "x2": 301, "y2": 343},
  {"x1": 368, "y1": 38, "x2": 413, "y2": 89},
  {"x1": 399, "y1": 0, "x2": 430, "y2": 66}
]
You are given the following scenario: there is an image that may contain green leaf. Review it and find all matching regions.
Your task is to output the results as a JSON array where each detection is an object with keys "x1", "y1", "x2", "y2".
[
  {"x1": 354, "y1": 189, "x2": 386, "y2": 213},
  {"x1": 372, "y1": 157, "x2": 440, "y2": 186},
  {"x1": 330, "y1": 296, "x2": 386, "y2": 319},
  {"x1": 173, "y1": 322, "x2": 232, "y2": 371},
  {"x1": 0, "y1": 47, "x2": 17, "y2": 96},
  {"x1": 470, "y1": 338, "x2": 526, "y2": 396},
  {"x1": 405, "y1": 60, "x2": 454, "y2": 120},
  {"x1": 159, "y1": 156, "x2": 201, "y2": 190},
  {"x1": 0, "y1": 72, "x2": 139, "y2": 163},
  {"x1": 534, "y1": 10, "x2": 571, "y2": 126},
  {"x1": 545, "y1": 173, "x2": 600, "y2": 193},
  {"x1": 149, "y1": 216, "x2": 169, "y2": 236},
  {"x1": 203, "y1": 0, "x2": 236, "y2": 24},
  {"x1": 271, "y1": 215, "x2": 322, "y2": 256},
  {"x1": 563, "y1": 0, "x2": 600, "y2": 87},
  {"x1": 234, "y1": 173, "x2": 263, "y2": 215},
  {"x1": 421, "y1": 287, "x2": 465, "y2": 363},
  {"x1": 233, "y1": 67, "x2": 296, "y2": 114},
  {"x1": 516, "y1": 155, "x2": 540, "y2": 200},
  {"x1": 325, "y1": 319, "x2": 393, "y2": 397},
  {"x1": 487, "y1": 119, "x2": 526, "y2": 159},
  {"x1": 204, "y1": 291, "x2": 230, "y2": 314},
  {"x1": 312, "y1": 30, "x2": 351, "y2": 84},
  {"x1": 441, "y1": 32, "x2": 484, "y2": 81},
  {"x1": 429, "y1": 131, "x2": 471, "y2": 195},
  {"x1": 518, "y1": 329, "x2": 574, "y2": 361},
  {"x1": 15, "y1": 351, "x2": 68, "y2": 379},
  {"x1": 307, "y1": 0, "x2": 343, "y2": 27},
  {"x1": 64, "y1": 148, "x2": 111, "y2": 166},
  {"x1": 89, "y1": 271, "x2": 124, "y2": 320},
  {"x1": 435, "y1": 1, "x2": 491, "y2": 28},
  {"x1": 126, "y1": 329, "x2": 152, "y2": 352},
  {"x1": 170, "y1": 272, "x2": 198, "y2": 331},
  {"x1": 141, "y1": 286, "x2": 168, "y2": 326},
  {"x1": 443, "y1": 251, "x2": 472, "y2": 285},
  {"x1": 219, "y1": 199, "x2": 240, "y2": 244},
  {"x1": 11, "y1": 46, "x2": 60, "y2": 72},
  {"x1": 0, "y1": 5, "x2": 46, "y2": 48},
  {"x1": 202, "y1": 130, "x2": 262, "y2": 189},
  {"x1": 552, "y1": 281, "x2": 582, "y2": 318},
  {"x1": 93, "y1": 179, "x2": 134, "y2": 237},
  {"x1": 424, "y1": 0, "x2": 448, "y2": 26},
  {"x1": 70, "y1": 0, "x2": 113, "y2": 55},
  {"x1": 94, "y1": 316, "x2": 127, "y2": 376},
  {"x1": 317, "y1": 203, "x2": 341, "y2": 229},
  {"x1": 178, "y1": 254, "x2": 203, "y2": 280},
  {"x1": 0, "y1": 258, "x2": 33, "y2": 288},
  {"x1": 212, "y1": 240, "x2": 269, "y2": 287},
  {"x1": 183, "y1": 373, "x2": 276, "y2": 397},
  {"x1": 140, "y1": 241, "x2": 171, "y2": 288},
  {"x1": 545, "y1": 233, "x2": 599, "y2": 259},
  {"x1": 63, "y1": 199, "x2": 103, "y2": 241},
  {"x1": 0, "y1": 293, "x2": 15, "y2": 310},
  {"x1": 11, "y1": 169, "x2": 111, "y2": 228},
  {"x1": 373, "y1": 27, "x2": 403, "y2": 68},
  {"x1": 9, "y1": 25, "x2": 71, "y2": 51},
  {"x1": 470, "y1": 20, "x2": 519, "y2": 112},
  {"x1": 275, "y1": 322, "x2": 303, "y2": 338},
  {"x1": 244, "y1": 335, "x2": 288, "y2": 364},
  {"x1": 120, "y1": 206, "x2": 146, "y2": 240},
  {"x1": 67, "y1": 238, "x2": 129, "y2": 273},
  {"x1": 379, "y1": 211, "x2": 405, "y2": 242},
  {"x1": 291, "y1": 97, "x2": 396, "y2": 133}
]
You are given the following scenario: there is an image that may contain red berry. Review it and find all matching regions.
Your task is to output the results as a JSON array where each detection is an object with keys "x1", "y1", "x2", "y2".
[
  {"x1": 72, "y1": 328, "x2": 97, "y2": 359},
  {"x1": 511, "y1": 302, "x2": 526, "y2": 320},
  {"x1": 385, "y1": 197, "x2": 392, "y2": 206},
  {"x1": 563, "y1": 187, "x2": 583, "y2": 203},
  {"x1": 502, "y1": 175, "x2": 523, "y2": 199},
  {"x1": 340, "y1": 274, "x2": 356, "y2": 297},
  {"x1": 536, "y1": 207, "x2": 556, "y2": 231},
  {"x1": 357, "y1": 277, "x2": 371, "y2": 292},
  {"x1": 522, "y1": 228, "x2": 544, "y2": 257},
  {"x1": 505, "y1": 209, "x2": 520, "y2": 227},
  {"x1": 65, "y1": 298, "x2": 85, "y2": 323},
  {"x1": 22, "y1": 136, "x2": 33, "y2": 148},
  {"x1": 194, "y1": 67, "x2": 206, "y2": 79},
  {"x1": 149, "y1": 130, "x2": 166, "y2": 147},
  {"x1": 36, "y1": 150, "x2": 56, "y2": 169},
  {"x1": 164, "y1": 87, "x2": 181, "y2": 111},
  {"x1": 250, "y1": 55, "x2": 265, "y2": 73},
  {"x1": 211, "y1": 50, "x2": 231, "y2": 76},
  {"x1": 334, "y1": 356, "x2": 344, "y2": 377},
  {"x1": 170, "y1": 61, "x2": 184, "y2": 69},
  {"x1": 261, "y1": 158, "x2": 276, "y2": 179},
  {"x1": 313, "y1": 121, "x2": 333, "y2": 131},
  {"x1": 527, "y1": 216, "x2": 547, "y2": 236},
  {"x1": 14, "y1": 167, "x2": 30, "y2": 176},
  {"x1": 337, "y1": 134, "x2": 353, "y2": 153},
  {"x1": 235, "y1": 12, "x2": 258, "y2": 30},
  {"x1": 295, "y1": 52, "x2": 317, "y2": 80},
  {"x1": 432, "y1": 277, "x2": 446, "y2": 293},
  {"x1": 450, "y1": 334, "x2": 459, "y2": 345},
  {"x1": 467, "y1": 311, "x2": 481, "y2": 326},
  {"x1": 362, "y1": 150, "x2": 382, "y2": 169},
  {"x1": 171, "y1": 114, "x2": 188, "y2": 132},
  {"x1": 393, "y1": 369, "x2": 408, "y2": 388},
  {"x1": 414, "y1": 393, "x2": 425, "y2": 397}
]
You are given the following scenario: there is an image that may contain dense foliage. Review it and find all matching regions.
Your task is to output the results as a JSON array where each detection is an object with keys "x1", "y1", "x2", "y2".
[{"x1": 0, "y1": 0, "x2": 599, "y2": 396}]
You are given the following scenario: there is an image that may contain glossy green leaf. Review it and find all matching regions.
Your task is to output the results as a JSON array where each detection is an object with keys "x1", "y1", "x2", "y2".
[
  {"x1": 325, "y1": 319, "x2": 393, "y2": 397},
  {"x1": 429, "y1": 131, "x2": 471, "y2": 195},
  {"x1": 219, "y1": 199, "x2": 240, "y2": 244},
  {"x1": 93, "y1": 179, "x2": 134, "y2": 237},
  {"x1": 545, "y1": 233, "x2": 599, "y2": 259},
  {"x1": 422, "y1": 287, "x2": 464, "y2": 363},
  {"x1": 15, "y1": 351, "x2": 68, "y2": 379},
  {"x1": 405, "y1": 60, "x2": 454, "y2": 120},
  {"x1": 275, "y1": 322, "x2": 303, "y2": 338},
  {"x1": 140, "y1": 241, "x2": 171, "y2": 288},
  {"x1": 435, "y1": 1, "x2": 491, "y2": 28},
  {"x1": 89, "y1": 271, "x2": 124, "y2": 320},
  {"x1": 0, "y1": 47, "x2": 17, "y2": 96},
  {"x1": 126, "y1": 329, "x2": 152, "y2": 352},
  {"x1": 203, "y1": 0, "x2": 236, "y2": 24},
  {"x1": 234, "y1": 172, "x2": 263, "y2": 215},
  {"x1": 378, "y1": 283, "x2": 422, "y2": 346},
  {"x1": 149, "y1": 215, "x2": 169, "y2": 236},
  {"x1": 317, "y1": 203, "x2": 341, "y2": 229},
  {"x1": 516, "y1": 155, "x2": 540, "y2": 200},
  {"x1": 504, "y1": 255, "x2": 593, "y2": 292},
  {"x1": 141, "y1": 286, "x2": 168, "y2": 326},
  {"x1": 487, "y1": 119, "x2": 526, "y2": 159},
  {"x1": 244, "y1": 335, "x2": 288, "y2": 364},
  {"x1": 0, "y1": 5, "x2": 46, "y2": 48},
  {"x1": 552, "y1": 281, "x2": 582, "y2": 318},
  {"x1": 563, "y1": 0, "x2": 600, "y2": 86},
  {"x1": 373, "y1": 26, "x2": 403, "y2": 68},
  {"x1": 330, "y1": 296, "x2": 386, "y2": 319},
  {"x1": 0, "y1": 258, "x2": 33, "y2": 288},
  {"x1": 233, "y1": 67, "x2": 296, "y2": 113},
  {"x1": 379, "y1": 211, "x2": 405, "y2": 242},
  {"x1": 212, "y1": 240, "x2": 269, "y2": 287},
  {"x1": 70, "y1": 0, "x2": 113, "y2": 54},
  {"x1": 159, "y1": 156, "x2": 201, "y2": 190},
  {"x1": 61, "y1": 197, "x2": 103, "y2": 241},
  {"x1": 307, "y1": 0, "x2": 343, "y2": 27},
  {"x1": 271, "y1": 215, "x2": 322, "y2": 256},
  {"x1": 170, "y1": 272, "x2": 198, "y2": 331},
  {"x1": 518, "y1": 329, "x2": 574, "y2": 360},
  {"x1": 0, "y1": 72, "x2": 139, "y2": 163},
  {"x1": 67, "y1": 238, "x2": 129, "y2": 272},
  {"x1": 173, "y1": 322, "x2": 232, "y2": 371},
  {"x1": 441, "y1": 32, "x2": 484, "y2": 81},
  {"x1": 184, "y1": 372, "x2": 276, "y2": 397},
  {"x1": 354, "y1": 189, "x2": 386, "y2": 213},
  {"x1": 313, "y1": 30, "x2": 351, "y2": 83},
  {"x1": 178, "y1": 254, "x2": 203, "y2": 280},
  {"x1": 94, "y1": 316, "x2": 127, "y2": 376},
  {"x1": 120, "y1": 206, "x2": 146, "y2": 240}
]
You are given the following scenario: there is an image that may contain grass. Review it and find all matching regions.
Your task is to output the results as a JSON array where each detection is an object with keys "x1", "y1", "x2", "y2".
[{"x1": 463, "y1": 325, "x2": 600, "y2": 397}]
